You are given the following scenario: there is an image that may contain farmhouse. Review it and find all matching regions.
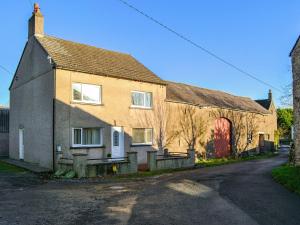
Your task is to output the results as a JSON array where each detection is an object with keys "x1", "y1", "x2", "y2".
[{"x1": 9, "y1": 4, "x2": 277, "y2": 170}]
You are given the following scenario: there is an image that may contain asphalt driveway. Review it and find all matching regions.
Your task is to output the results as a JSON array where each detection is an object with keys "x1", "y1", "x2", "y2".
[{"x1": 1, "y1": 149, "x2": 299, "y2": 225}]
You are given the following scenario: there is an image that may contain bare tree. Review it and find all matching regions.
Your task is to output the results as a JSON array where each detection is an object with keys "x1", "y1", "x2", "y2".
[
  {"x1": 242, "y1": 113, "x2": 259, "y2": 152},
  {"x1": 211, "y1": 109, "x2": 259, "y2": 158},
  {"x1": 136, "y1": 96, "x2": 179, "y2": 152},
  {"x1": 280, "y1": 83, "x2": 292, "y2": 107},
  {"x1": 178, "y1": 104, "x2": 206, "y2": 150}
]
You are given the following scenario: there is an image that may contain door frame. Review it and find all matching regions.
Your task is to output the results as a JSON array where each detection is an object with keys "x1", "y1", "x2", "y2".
[
  {"x1": 19, "y1": 128, "x2": 24, "y2": 160},
  {"x1": 111, "y1": 126, "x2": 124, "y2": 159}
]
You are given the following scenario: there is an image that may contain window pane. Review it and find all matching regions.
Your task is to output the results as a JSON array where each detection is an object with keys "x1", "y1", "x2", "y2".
[
  {"x1": 132, "y1": 92, "x2": 144, "y2": 106},
  {"x1": 145, "y1": 129, "x2": 153, "y2": 143},
  {"x1": 82, "y1": 128, "x2": 101, "y2": 145},
  {"x1": 145, "y1": 92, "x2": 152, "y2": 107},
  {"x1": 132, "y1": 128, "x2": 145, "y2": 143},
  {"x1": 73, "y1": 129, "x2": 81, "y2": 145},
  {"x1": 113, "y1": 131, "x2": 119, "y2": 146},
  {"x1": 72, "y1": 83, "x2": 82, "y2": 101},
  {"x1": 82, "y1": 84, "x2": 100, "y2": 103}
]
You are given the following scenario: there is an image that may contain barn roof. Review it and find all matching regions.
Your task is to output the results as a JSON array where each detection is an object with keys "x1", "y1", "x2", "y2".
[{"x1": 166, "y1": 81, "x2": 270, "y2": 114}]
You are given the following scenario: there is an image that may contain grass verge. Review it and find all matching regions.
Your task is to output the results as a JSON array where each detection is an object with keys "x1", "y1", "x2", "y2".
[
  {"x1": 196, "y1": 152, "x2": 277, "y2": 167},
  {"x1": 272, "y1": 164, "x2": 300, "y2": 195},
  {"x1": 0, "y1": 160, "x2": 27, "y2": 173}
]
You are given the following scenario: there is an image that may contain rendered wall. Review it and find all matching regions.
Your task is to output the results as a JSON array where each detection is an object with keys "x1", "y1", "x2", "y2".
[
  {"x1": 9, "y1": 37, "x2": 54, "y2": 169},
  {"x1": 54, "y1": 69, "x2": 166, "y2": 166}
]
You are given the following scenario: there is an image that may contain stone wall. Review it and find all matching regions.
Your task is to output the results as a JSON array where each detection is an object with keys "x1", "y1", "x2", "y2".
[
  {"x1": 147, "y1": 150, "x2": 195, "y2": 171},
  {"x1": 58, "y1": 152, "x2": 138, "y2": 178},
  {"x1": 166, "y1": 102, "x2": 277, "y2": 157},
  {"x1": 291, "y1": 38, "x2": 300, "y2": 165}
]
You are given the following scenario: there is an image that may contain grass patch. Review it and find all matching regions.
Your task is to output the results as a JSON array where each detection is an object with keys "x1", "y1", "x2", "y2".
[
  {"x1": 272, "y1": 164, "x2": 300, "y2": 195},
  {"x1": 0, "y1": 160, "x2": 27, "y2": 173},
  {"x1": 196, "y1": 152, "x2": 277, "y2": 167}
]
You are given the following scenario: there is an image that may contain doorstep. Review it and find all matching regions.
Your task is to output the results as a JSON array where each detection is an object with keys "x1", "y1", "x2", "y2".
[{"x1": 1, "y1": 158, "x2": 52, "y2": 173}]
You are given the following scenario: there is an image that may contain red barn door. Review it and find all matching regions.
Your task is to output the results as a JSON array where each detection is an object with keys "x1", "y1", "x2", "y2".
[{"x1": 214, "y1": 118, "x2": 231, "y2": 158}]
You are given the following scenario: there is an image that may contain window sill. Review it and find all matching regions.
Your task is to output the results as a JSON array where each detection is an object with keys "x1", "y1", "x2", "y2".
[
  {"x1": 71, "y1": 145, "x2": 105, "y2": 149},
  {"x1": 71, "y1": 101, "x2": 104, "y2": 106},
  {"x1": 130, "y1": 106, "x2": 152, "y2": 110},
  {"x1": 131, "y1": 144, "x2": 153, "y2": 147}
]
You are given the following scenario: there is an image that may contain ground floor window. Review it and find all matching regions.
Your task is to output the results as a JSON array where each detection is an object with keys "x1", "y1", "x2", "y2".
[
  {"x1": 72, "y1": 128, "x2": 103, "y2": 147},
  {"x1": 132, "y1": 128, "x2": 153, "y2": 145}
]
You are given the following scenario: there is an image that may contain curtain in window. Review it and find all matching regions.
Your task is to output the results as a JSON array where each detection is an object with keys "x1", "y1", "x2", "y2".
[
  {"x1": 132, "y1": 128, "x2": 152, "y2": 144},
  {"x1": 72, "y1": 83, "x2": 82, "y2": 101},
  {"x1": 82, "y1": 84, "x2": 100, "y2": 102},
  {"x1": 145, "y1": 128, "x2": 153, "y2": 143},
  {"x1": 83, "y1": 128, "x2": 101, "y2": 145},
  {"x1": 73, "y1": 129, "x2": 81, "y2": 144},
  {"x1": 132, "y1": 92, "x2": 144, "y2": 106}
]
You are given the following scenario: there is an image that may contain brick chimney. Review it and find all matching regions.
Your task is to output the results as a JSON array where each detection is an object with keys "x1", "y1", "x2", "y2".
[
  {"x1": 28, "y1": 3, "x2": 44, "y2": 38},
  {"x1": 268, "y1": 89, "x2": 272, "y2": 101}
]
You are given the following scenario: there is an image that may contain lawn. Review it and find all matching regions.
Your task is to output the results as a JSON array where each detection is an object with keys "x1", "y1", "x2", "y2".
[
  {"x1": 0, "y1": 160, "x2": 27, "y2": 173},
  {"x1": 272, "y1": 165, "x2": 300, "y2": 195},
  {"x1": 196, "y1": 152, "x2": 278, "y2": 167}
]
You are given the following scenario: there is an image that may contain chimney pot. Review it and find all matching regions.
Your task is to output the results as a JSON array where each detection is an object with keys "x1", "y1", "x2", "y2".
[
  {"x1": 28, "y1": 2, "x2": 44, "y2": 38},
  {"x1": 268, "y1": 89, "x2": 272, "y2": 101},
  {"x1": 34, "y1": 3, "x2": 39, "y2": 13}
]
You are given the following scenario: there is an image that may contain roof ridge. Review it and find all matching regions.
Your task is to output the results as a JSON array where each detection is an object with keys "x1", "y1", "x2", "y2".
[
  {"x1": 166, "y1": 80, "x2": 252, "y2": 100},
  {"x1": 41, "y1": 34, "x2": 131, "y2": 57}
]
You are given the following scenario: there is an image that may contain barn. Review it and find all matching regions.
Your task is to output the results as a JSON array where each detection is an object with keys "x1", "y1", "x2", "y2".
[{"x1": 165, "y1": 81, "x2": 277, "y2": 158}]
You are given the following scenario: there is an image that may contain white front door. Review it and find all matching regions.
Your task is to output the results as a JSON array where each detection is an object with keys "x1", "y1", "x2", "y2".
[
  {"x1": 111, "y1": 126, "x2": 124, "y2": 159},
  {"x1": 19, "y1": 128, "x2": 24, "y2": 160}
]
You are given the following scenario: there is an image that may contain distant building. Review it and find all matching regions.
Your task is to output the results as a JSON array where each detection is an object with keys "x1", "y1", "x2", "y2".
[{"x1": 0, "y1": 107, "x2": 9, "y2": 157}]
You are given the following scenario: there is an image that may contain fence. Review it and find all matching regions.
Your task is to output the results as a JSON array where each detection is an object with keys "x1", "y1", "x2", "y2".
[
  {"x1": 57, "y1": 152, "x2": 138, "y2": 178},
  {"x1": 147, "y1": 150, "x2": 195, "y2": 171}
]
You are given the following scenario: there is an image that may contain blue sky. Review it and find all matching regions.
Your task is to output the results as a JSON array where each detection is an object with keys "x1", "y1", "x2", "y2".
[{"x1": 0, "y1": 0, "x2": 299, "y2": 107}]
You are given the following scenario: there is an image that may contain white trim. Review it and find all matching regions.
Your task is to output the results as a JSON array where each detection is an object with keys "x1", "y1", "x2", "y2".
[
  {"x1": 131, "y1": 143, "x2": 153, "y2": 146},
  {"x1": 71, "y1": 127, "x2": 103, "y2": 147},
  {"x1": 131, "y1": 91, "x2": 152, "y2": 108},
  {"x1": 130, "y1": 105, "x2": 152, "y2": 109},
  {"x1": 72, "y1": 83, "x2": 102, "y2": 104}
]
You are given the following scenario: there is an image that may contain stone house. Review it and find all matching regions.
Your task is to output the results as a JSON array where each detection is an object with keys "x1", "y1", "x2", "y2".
[
  {"x1": 9, "y1": 4, "x2": 277, "y2": 170},
  {"x1": 291, "y1": 36, "x2": 300, "y2": 165}
]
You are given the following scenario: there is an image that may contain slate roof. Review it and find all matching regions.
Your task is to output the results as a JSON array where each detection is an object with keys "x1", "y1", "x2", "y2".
[
  {"x1": 255, "y1": 99, "x2": 272, "y2": 110},
  {"x1": 36, "y1": 35, "x2": 165, "y2": 85},
  {"x1": 166, "y1": 81, "x2": 270, "y2": 114}
]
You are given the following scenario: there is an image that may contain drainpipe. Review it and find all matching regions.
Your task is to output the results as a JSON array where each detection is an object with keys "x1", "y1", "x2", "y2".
[{"x1": 52, "y1": 68, "x2": 56, "y2": 171}]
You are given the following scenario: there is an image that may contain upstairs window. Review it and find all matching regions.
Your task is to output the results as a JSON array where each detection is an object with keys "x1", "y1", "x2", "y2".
[
  {"x1": 132, "y1": 128, "x2": 153, "y2": 145},
  {"x1": 72, "y1": 128, "x2": 103, "y2": 147},
  {"x1": 131, "y1": 91, "x2": 152, "y2": 108},
  {"x1": 72, "y1": 83, "x2": 101, "y2": 104}
]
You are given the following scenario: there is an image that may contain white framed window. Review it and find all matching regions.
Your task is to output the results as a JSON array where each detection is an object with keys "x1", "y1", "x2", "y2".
[
  {"x1": 72, "y1": 83, "x2": 101, "y2": 104},
  {"x1": 72, "y1": 128, "x2": 103, "y2": 147},
  {"x1": 131, "y1": 91, "x2": 152, "y2": 108},
  {"x1": 132, "y1": 128, "x2": 153, "y2": 145}
]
